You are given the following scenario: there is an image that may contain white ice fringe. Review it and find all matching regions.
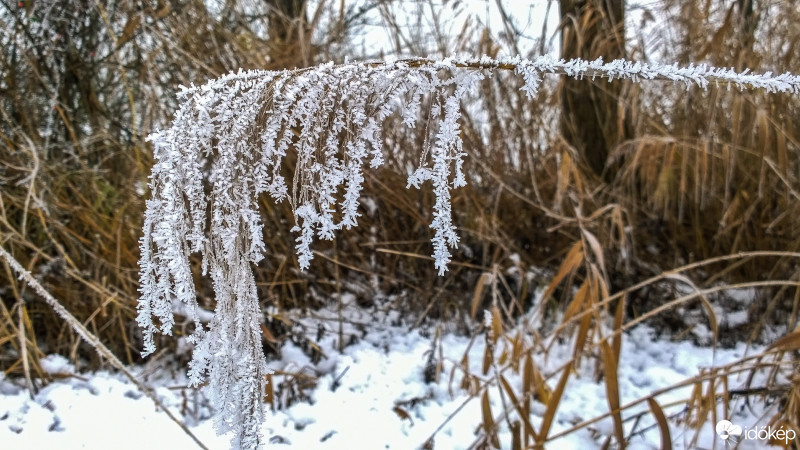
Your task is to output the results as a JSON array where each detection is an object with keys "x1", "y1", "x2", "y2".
[{"x1": 137, "y1": 55, "x2": 800, "y2": 449}]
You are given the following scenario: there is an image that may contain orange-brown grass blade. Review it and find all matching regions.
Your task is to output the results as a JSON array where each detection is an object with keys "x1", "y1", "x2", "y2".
[
  {"x1": 558, "y1": 275, "x2": 596, "y2": 363},
  {"x1": 511, "y1": 420, "x2": 522, "y2": 450},
  {"x1": 768, "y1": 327, "x2": 800, "y2": 352},
  {"x1": 685, "y1": 376, "x2": 714, "y2": 446},
  {"x1": 591, "y1": 263, "x2": 611, "y2": 317},
  {"x1": 547, "y1": 253, "x2": 800, "y2": 343},
  {"x1": 646, "y1": 398, "x2": 672, "y2": 450},
  {"x1": 573, "y1": 305, "x2": 593, "y2": 362},
  {"x1": 471, "y1": 273, "x2": 492, "y2": 321},
  {"x1": 260, "y1": 323, "x2": 279, "y2": 344},
  {"x1": 686, "y1": 381, "x2": 703, "y2": 427},
  {"x1": 498, "y1": 347, "x2": 509, "y2": 367},
  {"x1": 523, "y1": 353, "x2": 552, "y2": 404},
  {"x1": 523, "y1": 354, "x2": 534, "y2": 397},
  {"x1": 537, "y1": 362, "x2": 572, "y2": 446},
  {"x1": 702, "y1": 376, "x2": 717, "y2": 447},
  {"x1": 521, "y1": 358, "x2": 533, "y2": 445},
  {"x1": 510, "y1": 334, "x2": 522, "y2": 373},
  {"x1": 491, "y1": 306, "x2": 503, "y2": 345},
  {"x1": 601, "y1": 341, "x2": 625, "y2": 449},
  {"x1": 542, "y1": 241, "x2": 584, "y2": 301},
  {"x1": 695, "y1": 3, "x2": 734, "y2": 60},
  {"x1": 499, "y1": 374, "x2": 539, "y2": 443},
  {"x1": 481, "y1": 390, "x2": 500, "y2": 448},
  {"x1": 720, "y1": 375, "x2": 730, "y2": 422},
  {"x1": 456, "y1": 354, "x2": 475, "y2": 394},
  {"x1": 118, "y1": 13, "x2": 142, "y2": 48},
  {"x1": 483, "y1": 341, "x2": 493, "y2": 376},
  {"x1": 265, "y1": 373, "x2": 275, "y2": 410},
  {"x1": 613, "y1": 294, "x2": 626, "y2": 359},
  {"x1": 581, "y1": 228, "x2": 607, "y2": 278},
  {"x1": 563, "y1": 280, "x2": 589, "y2": 325}
]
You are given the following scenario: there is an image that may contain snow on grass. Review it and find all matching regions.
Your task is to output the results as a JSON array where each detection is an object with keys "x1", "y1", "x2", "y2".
[{"x1": 0, "y1": 307, "x2": 779, "y2": 449}]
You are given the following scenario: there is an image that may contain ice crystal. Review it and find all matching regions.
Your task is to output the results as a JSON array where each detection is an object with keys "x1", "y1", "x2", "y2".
[{"x1": 138, "y1": 56, "x2": 800, "y2": 449}]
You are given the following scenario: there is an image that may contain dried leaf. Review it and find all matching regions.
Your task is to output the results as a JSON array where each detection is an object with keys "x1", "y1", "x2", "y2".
[
  {"x1": 482, "y1": 343, "x2": 492, "y2": 375},
  {"x1": 538, "y1": 362, "x2": 571, "y2": 443},
  {"x1": 511, "y1": 335, "x2": 522, "y2": 373},
  {"x1": 543, "y1": 241, "x2": 584, "y2": 301},
  {"x1": 498, "y1": 348, "x2": 508, "y2": 367},
  {"x1": 118, "y1": 14, "x2": 142, "y2": 48},
  {"x1": 152, "y1": 4, "x2": 171, "y2": 19},
  {"x1": 613, "y1": 294, "x2": 626, "y2": 360},
  {"x1": 523, "y1": 354, "x2": 534, "y2": 397},
  {"x1": 500, "y1": 375, "x2": 539, "y2": 442},
  {"x1": 647, "y1": 398, "x2": 672, "y2": 450},
  {"x1": 601, "y1": 341, "x2": 625, "y2": 449},
  {"x1": 768, "y1": 328, "x2": 800, "y2": 352},
  {"x1": 260, "y1": 323, "x2": 279, "y2": 344},
  {"x1": 563, "y1": 280, "x2": 589, "y2": 324},
  {"x1": 481, "y1": 390, "x2": 500, "y2": 448},
  {"x1": 511, "y1": 420, "x2": 522, "y2": 450},
  {"x1": 581, "y1": 228, "x2": 606, "y2": 276},
  {"x1": 491, "y1": 306, "x2": 503, "y2": 344},
  {"x1": 265, "y1": 373, "x2": 274, "y2": 410},
  {"x1": 393, "y1": 405, "x2": 413, "y2": 425},
  {"x1": 471, "y1": 273, "x2": 492, "y2": 321},
  {"x1": 573, "y1": 312, "x2": 592, "y2": 361}
]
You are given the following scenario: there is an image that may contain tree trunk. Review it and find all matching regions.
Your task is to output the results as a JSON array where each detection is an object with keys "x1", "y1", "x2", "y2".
[{"x1": 559, "y1": 0, "x2": 627, "y2": 178}]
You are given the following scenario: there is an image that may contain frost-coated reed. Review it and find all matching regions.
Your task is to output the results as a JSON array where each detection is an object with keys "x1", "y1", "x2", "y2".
[{"x1": 137, "y1": 55, "x2": 800, "y2": 449}]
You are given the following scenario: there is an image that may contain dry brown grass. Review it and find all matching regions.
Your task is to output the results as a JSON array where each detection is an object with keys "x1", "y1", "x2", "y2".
[
  {"x1": 413, "y1": 249, "x2": 800, "y2": 448},
  {"x1": 0, "y1": 0, "x2": 313, "y2": 374},
  {"x1": 2, "y1": 0, "x2": 800, "y2": 447}
]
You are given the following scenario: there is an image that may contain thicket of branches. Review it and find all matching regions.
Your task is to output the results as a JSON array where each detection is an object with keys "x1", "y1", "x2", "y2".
[{"x1": 2, "y1": 1, "x2": 800, "y2": 449}]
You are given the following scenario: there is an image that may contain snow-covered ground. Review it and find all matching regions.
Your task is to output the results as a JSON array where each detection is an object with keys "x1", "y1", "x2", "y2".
[{"x1": 0, "y1": 303, "x2": 783, "y2": 449}]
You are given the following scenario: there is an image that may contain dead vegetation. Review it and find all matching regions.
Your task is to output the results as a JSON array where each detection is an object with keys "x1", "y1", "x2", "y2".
[{"x1": 2, "y1": 0, "x2": 800, "y2": 448}]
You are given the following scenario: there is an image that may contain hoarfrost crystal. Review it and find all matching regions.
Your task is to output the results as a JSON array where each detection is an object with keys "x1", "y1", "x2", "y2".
[{"x1": 137, "y1": 56, "x2": 800, "y2": 449}]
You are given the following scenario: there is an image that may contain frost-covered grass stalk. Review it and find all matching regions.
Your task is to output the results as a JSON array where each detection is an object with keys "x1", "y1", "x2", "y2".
[{"x1": 137, "y1": 55, "x2": 800, "y2": 449}]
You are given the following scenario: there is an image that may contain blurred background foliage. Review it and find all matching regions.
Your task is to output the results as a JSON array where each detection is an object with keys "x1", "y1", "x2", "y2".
[{"x1": 1, "y1": 0, "x2": 799, "y2": 382}]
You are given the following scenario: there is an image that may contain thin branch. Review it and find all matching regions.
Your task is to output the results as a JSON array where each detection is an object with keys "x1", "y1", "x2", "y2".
[{"x1": 0, "y1": 244, "x2": 208, "y2": 450}]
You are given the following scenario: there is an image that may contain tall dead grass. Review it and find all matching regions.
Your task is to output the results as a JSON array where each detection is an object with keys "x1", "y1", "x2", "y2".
[{"x1": 1, "y1": 0, "x2": 800, "y2": 447}]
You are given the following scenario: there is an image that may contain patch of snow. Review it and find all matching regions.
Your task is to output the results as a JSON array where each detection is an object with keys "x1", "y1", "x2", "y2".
[
  {"x1": 39, "y1": 355, "x2": 74, "y2": 375},
  {"x1": 727, "y1": 288, "x2": 757, "y2": 304},
  {"x1": 0, "y1": 306, "x2": 784, "y2": 449},
  {"x1": 723, "y1": 310, "x2": 750, "y2": 328}
]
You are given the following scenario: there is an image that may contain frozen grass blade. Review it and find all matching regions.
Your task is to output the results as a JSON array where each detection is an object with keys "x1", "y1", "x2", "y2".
[{"x1": 0, "y1": 244, "x2": 208, "y2": 449}]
